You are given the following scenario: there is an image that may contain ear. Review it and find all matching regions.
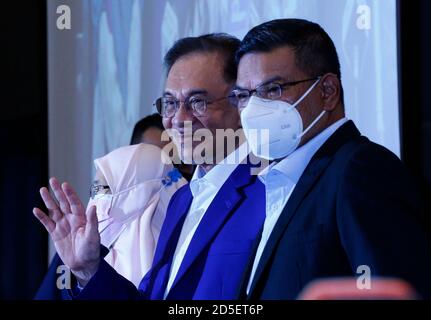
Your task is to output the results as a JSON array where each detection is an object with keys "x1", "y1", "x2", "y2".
[{"x1": 319, "y1": 73, "x2": 341, "y2": 111}]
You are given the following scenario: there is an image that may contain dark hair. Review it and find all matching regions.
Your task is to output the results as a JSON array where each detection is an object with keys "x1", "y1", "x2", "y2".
[
  {"x1": 130, "y1": 113, "x2": 164, "y2": 145},
  {"x1": 164, "y1": 33, "x2": 241, "y2": 84},
  {"x1": 236, "y1": 19, "x2": 344, "y2": 104}
]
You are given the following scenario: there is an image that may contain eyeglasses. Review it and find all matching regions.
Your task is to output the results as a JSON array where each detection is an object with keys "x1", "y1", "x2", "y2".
[
  {"x1": 154, "y1": 94, "x2": 235, "y2": 118},
  {"x1": 90, "y1": 184, "x2": 110, "y2": 199},
  {"x1": 231, "y1": 77, "x2": 321, "y2": 108}
]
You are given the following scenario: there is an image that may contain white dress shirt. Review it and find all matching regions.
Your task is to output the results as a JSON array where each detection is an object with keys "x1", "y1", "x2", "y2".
[
  {"x1": 246, "y1": 118, "x2": 348, "y2": 294},
  {"x1": 164, "y1": 143, "x2": 249, "y2": 298}
]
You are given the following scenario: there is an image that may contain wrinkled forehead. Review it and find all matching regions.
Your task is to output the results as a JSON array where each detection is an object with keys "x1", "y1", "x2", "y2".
[
  {"x1": 236, "y1": 46, "x2": 303, "y2": 89},
  {"x1": 165, "y1": 52, "x2": 231, "y2": 99}
]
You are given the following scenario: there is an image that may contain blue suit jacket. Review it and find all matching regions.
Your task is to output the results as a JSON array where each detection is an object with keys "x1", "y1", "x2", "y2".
[
  {"x1": 238, "y1": 121, "x2": 431, "y2": 299},
  {"x1": 62, "y1": 162, "x2": 265, "y2": 300}
]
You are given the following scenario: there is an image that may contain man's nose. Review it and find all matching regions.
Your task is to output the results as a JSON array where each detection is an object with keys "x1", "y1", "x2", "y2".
[{"x1": 171, "y1": 103, "x2": 195, "y2": 128}]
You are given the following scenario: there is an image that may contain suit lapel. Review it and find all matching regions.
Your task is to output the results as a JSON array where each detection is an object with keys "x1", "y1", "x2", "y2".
[
  {"x1": 151, "y1": 185, "x2": 193, "y2": 271},
  {"x1": 167, "y1": 163, "x2": 257, "y2": 296},
  {"x1": 247, "y1": 121, "x2": 361, "y2": 297}
]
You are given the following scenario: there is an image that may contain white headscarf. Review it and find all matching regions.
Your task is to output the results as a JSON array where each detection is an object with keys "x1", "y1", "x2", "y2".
[{"x1": 87, "y1": 143, "x2": 187, "y2": 287}]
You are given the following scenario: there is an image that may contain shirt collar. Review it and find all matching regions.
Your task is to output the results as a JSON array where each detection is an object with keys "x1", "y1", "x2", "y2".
[
  {"x1": 189, "y1": 142, "x2": 249, "y2": 197},
  {"x1": 260, "y1": 117, "x2": 348, "y2": 185}
]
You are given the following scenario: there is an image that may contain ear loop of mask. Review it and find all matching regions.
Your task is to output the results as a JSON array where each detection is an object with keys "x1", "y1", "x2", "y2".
[
  {"x1": 290, "y1": 77, "x2": 322, "y2": 110},
  {"x1": 299, "y1": 110, "x2": 326, "y2": 139},
  {"x1": 290, "y1": 77, "x2": 326, "y2": 139}
]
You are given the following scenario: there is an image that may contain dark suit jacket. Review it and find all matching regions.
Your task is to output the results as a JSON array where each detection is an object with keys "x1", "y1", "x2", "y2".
[
  {"x1": 241, "y1": 120, "x2": 431, "y2": 299},
  {"x1": 34, "y1": 254, "x2": 70, "y2": 300},
  {"x1": 37, "y1": 162, "x2": 265, "y2": 300}
]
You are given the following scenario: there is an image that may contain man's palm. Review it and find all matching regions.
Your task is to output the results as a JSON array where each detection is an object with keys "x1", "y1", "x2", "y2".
[{"x1": 33, "y1": 177, "x2": 100, "y2": 283}]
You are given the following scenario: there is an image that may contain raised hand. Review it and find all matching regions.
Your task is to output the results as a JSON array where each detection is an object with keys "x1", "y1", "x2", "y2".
[{"x1": 33, "y1": 177, "x2": 100, "y2": 285}]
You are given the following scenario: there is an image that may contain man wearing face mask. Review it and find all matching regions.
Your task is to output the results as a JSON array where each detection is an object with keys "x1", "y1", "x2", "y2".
[{"x1": 232, "y1": 19, "x2": 431, "y2": 299}]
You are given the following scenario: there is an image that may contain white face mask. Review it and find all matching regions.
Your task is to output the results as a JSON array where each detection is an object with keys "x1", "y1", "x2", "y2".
[
  {"x1": 240, "y1": 78, "x2": 325, "y2": 160},
  {"x1": 86, "y1": 182, "x2": 162, "y2": 247},
  {"x1": 87, "y1": 193, "x2": 113, "y2": 224}
]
